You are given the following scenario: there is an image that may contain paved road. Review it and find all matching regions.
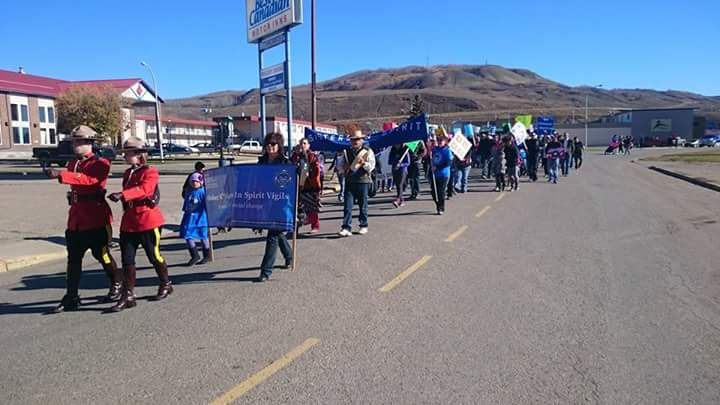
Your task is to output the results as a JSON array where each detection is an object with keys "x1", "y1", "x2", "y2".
[{"x1": 1, "y1": 151, "x2": 719, "y2": 404}]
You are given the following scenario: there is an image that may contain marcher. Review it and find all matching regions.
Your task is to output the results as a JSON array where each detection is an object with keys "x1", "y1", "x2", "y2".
[
  {"x1": 43, "y1": 125, "x2": 121, "y2": 313},
  {"x1": 291, "y1": 138, "x2": 322, "y2": 233},
  {"x1": 491, "y1": 139, "x2": 506, "y2": 192},
  {"x1": 479, "y1": 133, "x2": 494, "y2": 179},
  {"x1": 182, "y1": 161, "x2": 205, "y2": 199},
  {"x1": 503, "y1": 136, "x2": 520, "y2": 191},
  {"x1": 407, "y1": 140, "x2": 425, "y2": 200},
  {"x1": 340, "y1": 130, "x2": 376, "y2": 236},
  {"x1": 454, "y1": 146, "x2": 472, "y2": 193},
  {"x1": 256, "y1": 132, "x2": 294, "y2": 282},
  {"x1": 180, "y1": 172, "x2": 210, "y2": 266},
  {"x1": 107, "y1": 137, "x2": 171, "y2": 312},
  {"x1": 545, "y1": 135, "x2": 564, "y2": 184},
  {"x1": 525, "y1": 131, "x2": 539, "y2": 182},
  {"x1": 388, "y1": 143, "x2": 410, "y2": 207},
  {"x1": 562, "y1": 133, "x2": 575, "y2": 176},
  {"x1": 329, "y1": 150, "x2": 346, "y2": 202},
  {"x1": 573, "y1": 137, "x2": 584, "y2": 169},
  {"x1": 430, "y1": 131, "x2": 452, "y2": 214}
]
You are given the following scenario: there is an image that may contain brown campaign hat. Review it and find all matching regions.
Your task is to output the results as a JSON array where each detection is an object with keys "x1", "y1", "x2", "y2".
[
  {"x1": 349, "y1": 130, "x2": 366, "y2": 140},
  {"x1": 120, "y1": 136, "x2": 150, "y2": 152},
  {"x1": 69, "y1": 125, "x2": 98, "y2": 140}
]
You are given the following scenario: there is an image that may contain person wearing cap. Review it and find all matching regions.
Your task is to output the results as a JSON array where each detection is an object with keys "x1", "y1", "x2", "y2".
[
  {"x1": 430, "y1": 129, "x2": 453, "y2": 214},
  {"x1": 43, "y1": 125, "x2": 122, "y2": 313},
  {"x1": 339, "y1": 129, "x2": 376, "y2": 236},
  {"x1": 180, "y1": 172, "x2": 210, "y2": 266},
  {"x1": 106, "y1": 137, "x2": 171, "y2": 312}
]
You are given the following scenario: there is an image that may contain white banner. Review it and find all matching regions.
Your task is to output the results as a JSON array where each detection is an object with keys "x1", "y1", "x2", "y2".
[{"x1": 511, "y1": 122, "x2": 528, "y2": 145}]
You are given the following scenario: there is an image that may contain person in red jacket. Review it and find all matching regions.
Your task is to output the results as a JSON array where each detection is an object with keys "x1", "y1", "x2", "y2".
[
  {"x1": 107, "y1": 137, "x2": 171, "y2": 312},
  {"x1": 44, "y1": 125, "x2": 121, "y2": 313},
  {"x1": 290, "y1": 138, "x2": 322, "y2": 233}
]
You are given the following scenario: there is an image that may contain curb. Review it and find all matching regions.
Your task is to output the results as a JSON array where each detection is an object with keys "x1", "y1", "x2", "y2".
[
  {"x1": 0, "y1": 250, "x2": 66, "y2": 273},
  {"x1": 648, "y1": 166, "x2": 720, "y2": 193}
]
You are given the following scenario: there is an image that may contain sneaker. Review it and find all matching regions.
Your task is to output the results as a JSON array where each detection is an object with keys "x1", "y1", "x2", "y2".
[
  {"x1": 392, "y1": 200, "x2": 400, "y2": 208},
  {"x1": 339, "y1": 229, "x2": 352, "y2": 237},
  {"x1": 358, "y1": 227, "x2": 368, "y2": 235},
  {"x1": 494, "y1": 187, "x2": 500, "y2": 192}
]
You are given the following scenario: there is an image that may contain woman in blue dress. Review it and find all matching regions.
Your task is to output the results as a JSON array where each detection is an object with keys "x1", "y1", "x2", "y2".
[{"x1": 180, "y1": 172, "x2": 210, "y2": 265}]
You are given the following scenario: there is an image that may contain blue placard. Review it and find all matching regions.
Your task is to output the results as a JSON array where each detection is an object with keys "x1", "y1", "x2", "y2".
[
  {"x1": 535, "y1": 116, "x2": 555, "y2": 135},
  {"x1": 204, "y1": 164, "x2": 297, "y2": 231}
]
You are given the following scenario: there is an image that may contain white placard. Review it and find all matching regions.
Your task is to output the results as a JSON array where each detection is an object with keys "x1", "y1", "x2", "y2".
[{"x1": 448, "y1": 134, "x2": 472, "y2": 160}]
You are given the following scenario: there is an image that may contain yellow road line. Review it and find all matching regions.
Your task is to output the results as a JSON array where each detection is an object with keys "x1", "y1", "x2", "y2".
[
  {"x1": 378, "y1": 255, "x2": 433, "y2": 293},
  {"x1": 210, "y1": 338, "x2": 320, "y2": 404},
  {"x1": 494, "y1": 193, "x2": 505, "y2": 202},
  {"x1": 445, "y1": 225, "x2": 469, "y2": 242},
  {"x1": 475, "y1": 205, "x2": 491, "y2": 218}
]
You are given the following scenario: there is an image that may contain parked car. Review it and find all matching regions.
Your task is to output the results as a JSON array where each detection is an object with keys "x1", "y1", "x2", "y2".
[
  {"x1": 238, "y1": 140, "x2": 263, "y2": 153},
  {"x1": 191, "y1": 142, "x2": 219, "y2": 153},
  {"x1": 670, "y1": 136, "x2": 686, "y2": 147},
  {"x1": 33, "y1": 140, "x2": 116, "y2": 167},
  {"x1": 684, "y1": 139, "x2": 700, "y2": 148},
  {"x1": 149, "y1": 143, "x2": 194, "y2": 156},
  {"x1": 698, "y1": 135, "x2": 720, "y2": 147}
]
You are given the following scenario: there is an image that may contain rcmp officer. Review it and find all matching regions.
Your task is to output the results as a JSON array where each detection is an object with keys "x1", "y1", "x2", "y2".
[
  {"x1": 107, "y1": 137, "x2": 172, "y2": 312},
  {"x1": 44, "y1": 125, "x2": 122, "y2": 313}
]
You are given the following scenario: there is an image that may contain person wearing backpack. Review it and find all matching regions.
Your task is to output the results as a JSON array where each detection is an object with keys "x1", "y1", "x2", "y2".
[{"x1": 107, "y1": 137, "x2": 171, "y2": 312}]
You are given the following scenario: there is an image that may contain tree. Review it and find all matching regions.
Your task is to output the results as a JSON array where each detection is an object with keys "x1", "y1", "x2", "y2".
[
  {"x1": 402, "y1": 94, "x2": 425, "y2": 119},
  {"x1": 55, "y1": 85, "x2": 129, "y2": 145}
]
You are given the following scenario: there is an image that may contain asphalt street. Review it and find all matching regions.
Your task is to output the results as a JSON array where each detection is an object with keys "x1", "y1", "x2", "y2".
[{"x1": 1, "y1": 151, "x2": 719, "y2": 404}]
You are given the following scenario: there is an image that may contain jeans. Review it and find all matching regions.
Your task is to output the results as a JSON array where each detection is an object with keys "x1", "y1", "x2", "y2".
[
  {"x1": 337, "y1": 175, "x2": 345, "y2": 201},
  {"x1": 392, "y1": 168, "x2": 407, "y2": 204},
  {"x1": 574, "y1": 155, "x2": 583, "y2": 169},
  {"x1": 548, "y1": 158, "x2": 559, "y2": 182},
  {"x1": 342, "y1": 182, "x2": 369, "y2": 230},
  {"x1": 526, "y1": 155, "x2": 538, "y2": 181},
  {"x1": 430, "y1": 176, "x2": 449, "y2": 212},
  {"x1": 560, "y1": 157, "x2": 569, "y2": 176},
  {"x1": 455, "y1": 166, "x2": 471, "y2": 192},
  {"x1": 480, "y1": 155, "x2": 492, "y2": 177},
  {"x1": 260, "y1": 230, "x2": 293, "y2": 277},
  {"x1": 448, "y1": 166, "x2": 458, "y2": 197},
  {"x1": 408, "y1": 164, "x2": 421, "y2": 198}
]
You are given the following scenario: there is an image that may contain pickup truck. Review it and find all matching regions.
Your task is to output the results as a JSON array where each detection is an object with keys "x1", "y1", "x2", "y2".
[{"x1": 33, "y1": 140, "x2": 117, "y2": 167}]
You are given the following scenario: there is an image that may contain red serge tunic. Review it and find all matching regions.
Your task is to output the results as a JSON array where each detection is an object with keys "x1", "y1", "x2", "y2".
[
  {"x1": 58, "y1": 153, "x2": 113, "y2": 231},
  {"x1": 119, "y1": 165, "x2": 165, "y2": 233}
]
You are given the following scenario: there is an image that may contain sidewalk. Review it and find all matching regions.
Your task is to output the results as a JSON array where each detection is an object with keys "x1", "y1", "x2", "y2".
[
  {"x1": 0, "y1": 238, "x2": 66, "y2": 273},
  {"x1": 635, "y1": 159, "x2": 720, "y2": 192}
]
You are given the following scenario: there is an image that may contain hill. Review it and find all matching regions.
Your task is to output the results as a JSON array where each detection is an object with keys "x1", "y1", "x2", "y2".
[{"x1": 151, "y1": 65, "x2": 720, "y2": 128}]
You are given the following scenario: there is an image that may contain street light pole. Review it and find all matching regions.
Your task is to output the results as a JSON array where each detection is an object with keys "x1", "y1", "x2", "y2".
[
  {"x1": 141, "y1": 61, "x2": 164, "y2": 161},
  {"x1": 310, "y1": 0, "x2": 317, "y2": 130},
  {"x1": 585, "y1": 84, "x2": 603, "y2": 147}
]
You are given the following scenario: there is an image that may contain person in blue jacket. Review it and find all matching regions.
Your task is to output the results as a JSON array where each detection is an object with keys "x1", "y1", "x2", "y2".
[
  {"x1": 430, "y1": 131, "x2": 453, "y2": 215},
  {"x1": 180, "y1": 172, "x2": 210, "y2": 265}
]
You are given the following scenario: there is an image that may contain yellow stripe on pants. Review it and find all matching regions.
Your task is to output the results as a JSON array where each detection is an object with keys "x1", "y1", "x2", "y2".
[
  {"x1": 153, "y1": 228, "x2": 165, "y2": 263},
  {"x1": 101, "y1": 225, "x2": 112, "y2": 264}
]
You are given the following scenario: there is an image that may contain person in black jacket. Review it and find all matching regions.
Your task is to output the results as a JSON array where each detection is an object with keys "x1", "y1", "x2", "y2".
[
  {"x1": 478, "y1": 133, "x2": 494, "y2": 179},
  {"x1": 256, "y1": 132, "x2": 293, "y2": 282},
  {"x1": 503, "y1": 136, "x2": 520, "y2": 191},
  {"x1": 524, "y1": 131, "x2": 539, "y2": 182}
]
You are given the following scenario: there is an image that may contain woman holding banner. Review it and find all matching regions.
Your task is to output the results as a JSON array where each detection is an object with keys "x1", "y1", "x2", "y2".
[
  {"x1": 256, "y1": 132, "x2": 294, "y2": 282},
  {"x1": 430, "y1": 131, "x2": 452, "y2": 215},
  {"x1": 291, "y1": 138, "x2": 322, "y2": 234}
]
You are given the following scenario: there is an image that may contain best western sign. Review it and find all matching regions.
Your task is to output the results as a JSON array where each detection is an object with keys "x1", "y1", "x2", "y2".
[{"x1": 246, "y1": 0, "x2": 303, "y2": 43}]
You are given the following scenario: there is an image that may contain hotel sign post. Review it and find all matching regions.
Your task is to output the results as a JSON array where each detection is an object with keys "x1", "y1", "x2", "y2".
[{"x1": 247, "y1": 0, "x2": 303, "y2": 151}]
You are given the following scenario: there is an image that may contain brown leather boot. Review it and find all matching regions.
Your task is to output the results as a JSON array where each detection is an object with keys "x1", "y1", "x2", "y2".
[
  {"x1": 110, "y1": 265, "x2": 136, "y2": 312},
  {"x1": 102, "y1": 257, "x2": 122, "y2": 302},
  {"x1": 153, "y1": 261, "x2": 173, "y2": 301}
]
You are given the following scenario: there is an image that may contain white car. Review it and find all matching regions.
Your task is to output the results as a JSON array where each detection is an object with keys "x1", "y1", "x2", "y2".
[{"x1": 238, "y1": 140, "x2": 262, "y2": 153}]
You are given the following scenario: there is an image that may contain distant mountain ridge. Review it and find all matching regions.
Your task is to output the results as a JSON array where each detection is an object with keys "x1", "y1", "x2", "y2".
[{"x1": 154, "y1": 65, "x2": 720, "y2": 126}]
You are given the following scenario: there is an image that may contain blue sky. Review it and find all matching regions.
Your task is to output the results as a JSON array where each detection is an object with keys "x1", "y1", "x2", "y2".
[{"x1": 2, "y1": 0, "x2": 718, "y2": 99}]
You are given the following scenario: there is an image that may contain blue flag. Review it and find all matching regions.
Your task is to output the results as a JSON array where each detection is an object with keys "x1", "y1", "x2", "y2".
[
  {"x1": 305, "y1": 114, "x2": 429, "y2": 152},
  {"x1": 204, "y1": 164, "x2": 297, "y2": 231}
]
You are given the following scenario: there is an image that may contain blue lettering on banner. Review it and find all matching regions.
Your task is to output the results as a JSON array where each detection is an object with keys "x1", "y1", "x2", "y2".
[
  {"x1": 535, "y1": 116, "x2": 555, "y2": 135},
  {"x1": 305, "y1": 114, "x2": 429, "y2": 152},
  {"x1": 204, "y1": 164, "x2": 297, "y2": 231},
  {"x1": 249, "y1": 0, "x2": 290, "y2": 27}
]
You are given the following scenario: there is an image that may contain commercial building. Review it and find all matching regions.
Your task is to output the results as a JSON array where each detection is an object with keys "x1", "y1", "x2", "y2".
[{"x1": 0, "y1": 68, "x2": 210, "y2": 157}]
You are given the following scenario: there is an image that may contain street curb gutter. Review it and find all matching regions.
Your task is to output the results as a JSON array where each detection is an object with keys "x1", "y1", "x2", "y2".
[
  {"x1": 0, "y1": 250, "x2": 66, "y2": 273},
  {"x1": 648, "y1": 166, "x2": 720, "y2": 193}
]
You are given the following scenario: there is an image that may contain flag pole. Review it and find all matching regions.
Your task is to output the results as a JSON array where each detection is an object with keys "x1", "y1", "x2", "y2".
[{"x1": 291, "y1": 171, "x2": 300, "y2": 272}]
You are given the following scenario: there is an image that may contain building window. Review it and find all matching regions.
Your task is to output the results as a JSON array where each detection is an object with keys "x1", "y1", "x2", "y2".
[
  {"x1": 11, "y1": 104, "x2": 18, "y2": 121},
  {"x1": 13, "y1": 127, "x2": 30, "y2": 144},
  {"x1": 20, "y1": 105, "x2": 28, "y2": 122},
  {"x1": 49, "y1": 128, "x2": 57, "y2": 144},
  {"x1": 48, "y1": 107, "x2": 55, "y2": 123},
  {"x1": 38, "y1": 107, "x2": 46, "y2": 123}
]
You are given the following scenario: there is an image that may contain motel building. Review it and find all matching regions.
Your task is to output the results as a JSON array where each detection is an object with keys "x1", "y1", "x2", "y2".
[
  {"x1": 0, "y1": 68, "x2": 214, "y2": 158},
  {"x1": 218, "y1": 114, "x2": 338, "y2": 147}
]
